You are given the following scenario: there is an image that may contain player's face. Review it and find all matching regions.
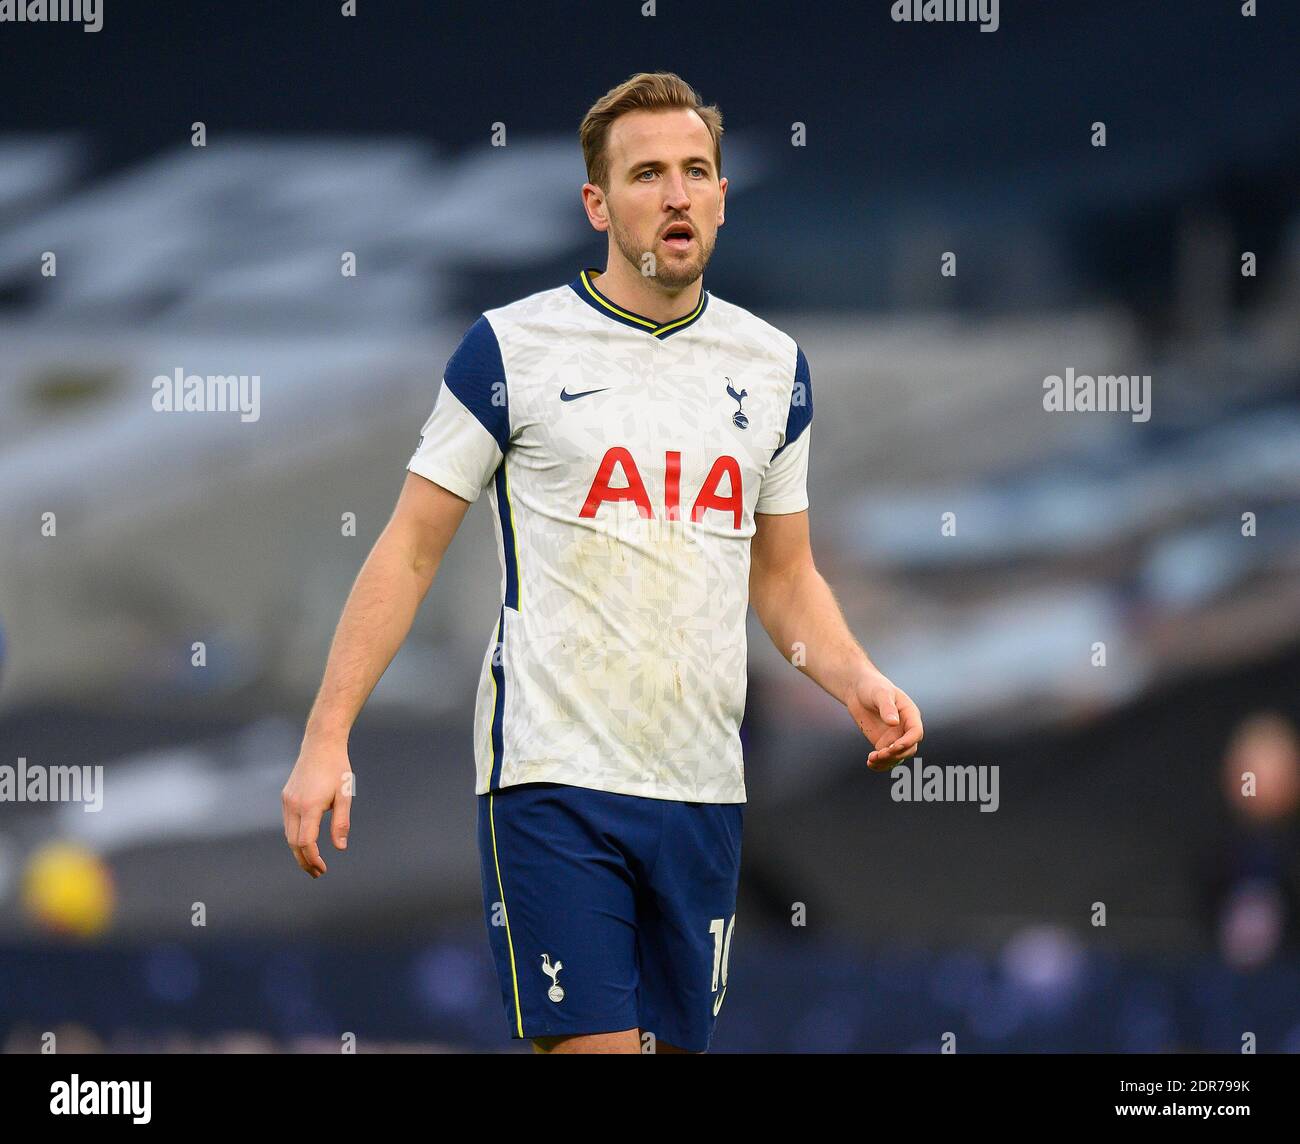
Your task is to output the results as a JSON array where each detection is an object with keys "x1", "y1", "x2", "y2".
[{"x1": 600, "y1": 108, "x2": 727, "y2": 290}]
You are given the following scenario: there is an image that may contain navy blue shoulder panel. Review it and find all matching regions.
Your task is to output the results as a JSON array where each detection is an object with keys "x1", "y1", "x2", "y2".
[
  {"x1": 444, "y1": 314, "x2": 509, "y2": 453},
  {"x1": 772, "y1": 344, "x2": 813, "y2": 461}
]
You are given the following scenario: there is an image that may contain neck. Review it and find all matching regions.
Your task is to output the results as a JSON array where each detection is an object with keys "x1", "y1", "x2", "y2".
[{"x1": 591, "y1": 258, "x2": 702, "y2": 325}]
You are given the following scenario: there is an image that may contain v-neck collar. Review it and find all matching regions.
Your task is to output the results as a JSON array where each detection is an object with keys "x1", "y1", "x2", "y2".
[{"x1": 569, "y1": 267, "x2": 709, "y2": 340}]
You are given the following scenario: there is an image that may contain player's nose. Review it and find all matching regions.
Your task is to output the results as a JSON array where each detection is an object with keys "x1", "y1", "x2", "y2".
[{"x1": 661, "y1": 176, "x2": 691, "y2": 208}]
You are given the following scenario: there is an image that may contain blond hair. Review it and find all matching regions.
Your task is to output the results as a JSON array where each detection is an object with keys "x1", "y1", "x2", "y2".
[{"x1": 580, "y1": 71, "x2": 723, "y2": 192}]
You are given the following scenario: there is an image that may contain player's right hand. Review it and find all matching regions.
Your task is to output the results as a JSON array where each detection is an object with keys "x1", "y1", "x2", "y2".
[{"x1": 281, "y1": 740, "x2": 353, "y2": 878}]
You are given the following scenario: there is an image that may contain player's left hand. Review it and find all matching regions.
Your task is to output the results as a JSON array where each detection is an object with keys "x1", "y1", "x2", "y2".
[{"x1": 845, "y1": 672, "x2": 924, "y2": 772}]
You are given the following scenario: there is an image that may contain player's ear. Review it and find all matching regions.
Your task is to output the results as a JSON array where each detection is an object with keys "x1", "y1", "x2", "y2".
[
  {"x1": 581, "y1": 183, "x2": 610, "y2": 232},
  {"x1": 717, "y1": 176, "x2": 727, "y2": 227}
]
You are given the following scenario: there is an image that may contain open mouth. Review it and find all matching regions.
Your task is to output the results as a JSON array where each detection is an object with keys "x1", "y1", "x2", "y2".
[{"x1": 662, "y1": 224, "x2": 694, "y2": 249}]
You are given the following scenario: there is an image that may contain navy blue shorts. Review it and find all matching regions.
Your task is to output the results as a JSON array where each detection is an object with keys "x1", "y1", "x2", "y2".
[{"x1": 477, "y1": 781, "x2": 744, "y2": 1052}]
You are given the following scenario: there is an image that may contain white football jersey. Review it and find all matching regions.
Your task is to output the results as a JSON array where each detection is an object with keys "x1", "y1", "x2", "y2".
[{"x1": 408, "y1": 268, "x2": 812, "y2": 803}]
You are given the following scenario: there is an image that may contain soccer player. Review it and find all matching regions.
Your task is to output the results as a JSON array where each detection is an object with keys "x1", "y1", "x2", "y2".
[{"x1": 282, "y1": 71, "x2": 923, "y2": 1054}]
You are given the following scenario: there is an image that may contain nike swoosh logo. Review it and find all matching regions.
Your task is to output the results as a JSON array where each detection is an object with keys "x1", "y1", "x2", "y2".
[{"x1": 560, "y1": 386, "x2": 611, "y2": 402}]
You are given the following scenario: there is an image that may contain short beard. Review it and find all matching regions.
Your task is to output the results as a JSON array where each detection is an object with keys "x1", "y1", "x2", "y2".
[{"x1": 608, "y1": 208, "x2": 713, "y2": 291}]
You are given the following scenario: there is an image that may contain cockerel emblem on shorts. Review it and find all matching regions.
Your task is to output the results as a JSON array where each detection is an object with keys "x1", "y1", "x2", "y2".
[{"x1": 541, "y1": 953, "x2": 565, "y2": 1003}]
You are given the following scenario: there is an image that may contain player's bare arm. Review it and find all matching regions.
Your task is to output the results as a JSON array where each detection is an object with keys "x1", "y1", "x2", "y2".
[
  {"x1": 750, "y1": 507, "x2": 924, "y2": 771},
  {"x1": 281, "y1": 473, "x2": 471, "y2": 878}
]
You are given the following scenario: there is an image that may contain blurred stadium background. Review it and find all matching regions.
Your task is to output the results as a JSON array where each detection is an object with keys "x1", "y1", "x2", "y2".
[{"x1": 1, "y1": 0, "x2": 1299, "y2": 1052}]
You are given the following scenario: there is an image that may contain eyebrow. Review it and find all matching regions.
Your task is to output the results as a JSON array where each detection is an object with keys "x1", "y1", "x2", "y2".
[{"x1": 628, "y1": 156, "x2": 715, "y2": 174}]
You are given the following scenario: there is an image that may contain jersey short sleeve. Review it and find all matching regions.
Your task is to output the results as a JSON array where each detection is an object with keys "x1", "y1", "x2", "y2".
[
  {"x1": 407, "y1": 314, "x2": 510, "y2": 503},
  {"x1": 755, "y1": 344, "x2": 813, "y2": 515}
]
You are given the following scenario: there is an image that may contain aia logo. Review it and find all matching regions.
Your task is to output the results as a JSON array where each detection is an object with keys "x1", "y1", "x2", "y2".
[
  {"x1": 725, "y1": 377, "x2": 748, "y2": 430},
  {"x1": 580, "y1": 447, "x2": 743, "y2": 529}
]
